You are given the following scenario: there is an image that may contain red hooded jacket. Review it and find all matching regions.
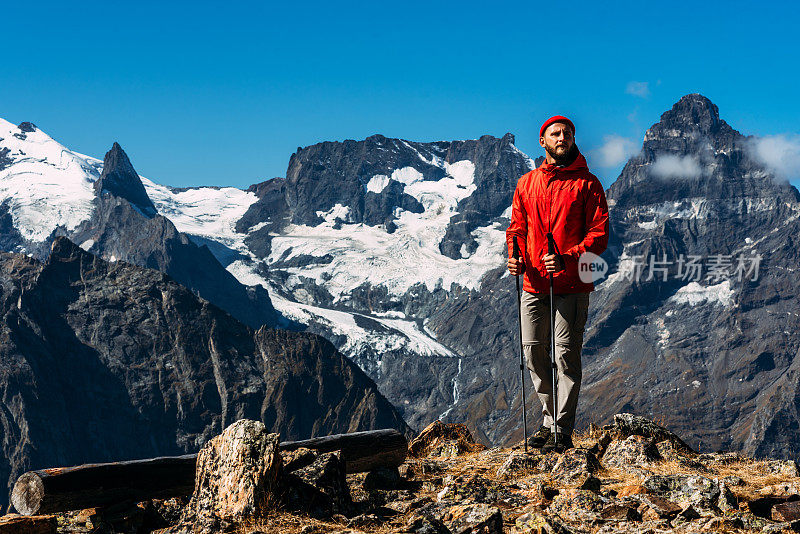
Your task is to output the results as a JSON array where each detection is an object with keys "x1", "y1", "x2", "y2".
[{"x1": 506, "y1": 149, "x2": 609, "y2": 294}]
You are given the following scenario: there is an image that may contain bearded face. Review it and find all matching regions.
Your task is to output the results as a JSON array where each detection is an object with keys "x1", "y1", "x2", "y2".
[{"x1": 540, "y1": 122, "x2": 576, "y2": 165}]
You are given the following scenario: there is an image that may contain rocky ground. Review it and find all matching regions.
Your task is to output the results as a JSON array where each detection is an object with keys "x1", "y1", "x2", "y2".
[{"x1": 3, "y1": 414, "x2": 800, "y2": 534}]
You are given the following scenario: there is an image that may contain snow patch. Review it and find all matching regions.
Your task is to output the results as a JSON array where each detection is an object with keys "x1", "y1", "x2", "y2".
[
  {"x1": 366, "y1": 174, "x2": 390, "y2": 193},
  {"x1": 0, "y1": 118, "x2": 99, "y2": 242},
  {"x1": 668, "y1": 280, "x2": 734, "y2": 307}
]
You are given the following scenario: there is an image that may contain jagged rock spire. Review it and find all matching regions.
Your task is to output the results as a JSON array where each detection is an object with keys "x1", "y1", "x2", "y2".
[{"x1": 95, "y1": 142, "x2": 157, "y2": 217}]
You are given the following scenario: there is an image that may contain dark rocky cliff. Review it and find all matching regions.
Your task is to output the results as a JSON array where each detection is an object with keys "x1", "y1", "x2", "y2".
[{"x1": 0, "y1": 237, "x2": 410, "y2": 511}]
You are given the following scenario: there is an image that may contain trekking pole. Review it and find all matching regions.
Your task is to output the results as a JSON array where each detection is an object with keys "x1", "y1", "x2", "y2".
[
  {"x1": 546, "y1": 232, "x2": 559, "y2": 450},
  {"x1": 512, "y1": 238, "x2": 528, "y2": 454}
]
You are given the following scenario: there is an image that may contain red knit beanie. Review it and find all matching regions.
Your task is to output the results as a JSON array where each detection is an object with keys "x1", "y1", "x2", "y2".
[{"x1": 539, "y1": 115, "x2": 575, "y2": 138}]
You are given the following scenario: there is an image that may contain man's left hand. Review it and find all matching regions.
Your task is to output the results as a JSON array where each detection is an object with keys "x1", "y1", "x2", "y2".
[{"x1": 542, "y1": 253, "x2": 565, "y2": 273}]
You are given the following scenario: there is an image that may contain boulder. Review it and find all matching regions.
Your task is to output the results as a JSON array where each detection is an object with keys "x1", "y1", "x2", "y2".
[
  {"x1": 183, "y1": 419, "x2": 281, "y2": 532},
  {"x1": 612, "y1": 414, "x2": 693, "y2": 452},
  {"x1": 497, "y1": 453, "x2": 540, "y2": 479},
  {"x1": 551, "y1": 449, "x2": 601, "y2": 485},
  {"x1": 408, "y1": 421, "x2": 485, "y2": 458},
  {"x1": 442, "y1": 503, "x2": 503, "y2": 534},
  {"x1": 283, "y1": 450, "x2": 351, "y2": 518},
  {"x1": 642, "y1": 474, "x2": 720, "y2": 508},
  {"x1": 601, "y1": 435, "x2": 660, "y2": 468},
  {"x1": 773, "y1": 501, "x2": 800, "y2": 522},
  {"x1": 513, "y1": 511, "x2": 573, "y2": 533},
  {"x1": 548, "y1": 489, "x2": 607, "y2": 522}
]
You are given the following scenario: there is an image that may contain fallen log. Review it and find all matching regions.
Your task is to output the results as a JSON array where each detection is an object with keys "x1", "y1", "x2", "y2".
[
  {"x1": 11, "y1": 428, "x2": 407, "y2": 516},
  {"x1": 280, "y1": 428, "x2": 408, "y2": 474}
]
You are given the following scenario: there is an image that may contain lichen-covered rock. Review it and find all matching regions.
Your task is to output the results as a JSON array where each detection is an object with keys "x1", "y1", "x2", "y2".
[
  {"x1": 513, "y1": 511, "x2": 573, "y2": 533},
  {"x1": 766, "y1": 460, "x2": 800, "y2": 477},
  {"x1": 601, "y1": 435, "x2": 660, "y2": 468},
  {"x1": 635, "y1": 494, "x2": 682, "y2": 519},
  {"x1": 405, "y1": 515, "x2": 450, "y2": 534},
  {"x1": 612, "y1": 414, "x2": 694, "y2": 453},
  {"x1": 436, "y1": 475, "x2": 525, "y2": 507},
  {"x1": 548, "y1": 489, "x2": 607, "y2": 522},
  {"x1": 642, "y1": 474, "x2": 720, "y2": 508},
  {"x1": 497, "y1": 453, "x2": 540, "y2": 479},
  {"x1": 760, "y1": 482, "x2": 800, "y2": 497},
  {"x1": 183, "y1": 419, "x2": 281, "y2": 532},
  {"x1": 442, "y1": 503, "x2": 503, "y2": 534},
  {"x1": 408, "y1": 421, "x2": 485, "y2": 458},
  {"x1": 716, "y1": 479, "x2": 738, "y2": 512},
  {"x1": 283, "y1": 450, "x2": 351, "y2": 518},
  {"x1": 551, "y1": 449, "x2": 601, "y2": 485}
]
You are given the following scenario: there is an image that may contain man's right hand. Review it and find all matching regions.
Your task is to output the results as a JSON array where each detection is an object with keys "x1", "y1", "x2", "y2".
[{"x1": 507, "y1": 257, "x2": 525, "y2": 276}]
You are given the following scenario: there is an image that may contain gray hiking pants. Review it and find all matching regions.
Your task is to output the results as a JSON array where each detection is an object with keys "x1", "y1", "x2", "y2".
[{"x1": 520, "y1": 291, "x2": 590, "y2": 434}]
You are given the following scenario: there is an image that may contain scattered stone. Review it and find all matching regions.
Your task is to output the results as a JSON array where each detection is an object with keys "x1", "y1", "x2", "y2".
[
  {"x1": 600, "y1": 503, "x2": 641, "y2": 521},
  {"x1": 654, "y1": 439, "x2": 681, "y2": 461},
  {"x1": 767, "y1": 460, "x2": 800, "y2": 477},
  {"x1": 0, "y1": 514, "x2": 57, "y2": 534},
  {"x1": 284, "y1": 450, "x2": 352, "y2": 518},
  {"x1": 282, "y1": 447, "x2": 318, "y2": 472},
  {"x1": 405, "y1": 515, "x2": 450, "y2": 534},
  {"x1": 763, "y1": 521, "x2": 800, "y2": 533},
  {"x1": 701, "y1": 516, "x2": 744, "y2": 530},
  {"x1": 551, "y1": 448, "x2": 601, "y2": 485},
  {"x1": 678, "y1": 504, "x2": 701, "y2": 520},
  {"x1": 636, "y1": 494, "x2": 682, "y2": 519},
  {"x1": 722, "y1": 475, "x2": 744, "y2": 486},
  {"x1": 573, "y1": 474, "x2": 602, "y2": 492},
  {"x1": 347, "y1": 513, "x2": 381, "y2": 528},
  {"x1": 441, "y1": 503, "x2": 503, "y2": 534},
  {"x1": 497, "y1": 453, "x2": 540, "y2": 479},
  {"x1": 761, "y1": 482, "x2": 800, "y2": 497},
  {"x1": 601, "y1": 435, "x2": 660, "y2": 468},
  {"x1": 437, "y1": 475, "x2": 525, "y2": 506},
  {"x1": 615, "y1": 484, "x2": 648, "y2": 497},
  {"x1": 612, "y1": 413, "x2": 694, "y2": 452},
  {"x1": 716, "y1": 479, "x2": 738, "y2": 512},
  {"x1": 182, "y1": 420, "x2": 281, "y2": 533},
  {"x1": 363, "y1": 466, "x2": 401, "y2": 490},
  {"x1": 642, "y1": 474, "x2": 720, "y2": 508},
  {"x1": 408, "y1": 421, "x2": 485, "y2": 458},
  {"x1": 537, "y1": 454, "x2": 559, "y2": 473},
  {"x1": 548, "y1": 489, "x2": 607, "y2": 522},
  {"x1": 773, "y1": 500, "x2": 800, "y2": 522},
  {"x1": 514, "y1": 511, "x2": 573, "y2": 533}
]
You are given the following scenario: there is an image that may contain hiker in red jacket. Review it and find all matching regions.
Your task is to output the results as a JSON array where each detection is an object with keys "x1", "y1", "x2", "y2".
[{"x1": 506, "y1": 115, "x2": 609, "y2": 452}]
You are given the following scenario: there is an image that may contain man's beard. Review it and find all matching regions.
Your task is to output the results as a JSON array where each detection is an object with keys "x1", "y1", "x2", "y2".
[{"x1": 546, "y1": 143, "x2": 578, "y2": 166}]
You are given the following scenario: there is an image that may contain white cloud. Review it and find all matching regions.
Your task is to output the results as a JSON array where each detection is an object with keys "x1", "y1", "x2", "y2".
[
  {"x1": 650, "y1": 154, "x2": 703, "y2": 179},
  {"x1": 592, "y1": 134, "x2": 638, "y2": 167},
  {"x1": 626, "y1": 81, "x2": 650, "y2": 98},
  {"x1": 748, "y1": 134, "x2": 800, "y2": 181}
]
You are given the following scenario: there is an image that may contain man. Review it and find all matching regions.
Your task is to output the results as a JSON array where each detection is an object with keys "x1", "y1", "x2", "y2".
[{"x1": 506, "y1": 115, "x2": 609, "y2": 452}]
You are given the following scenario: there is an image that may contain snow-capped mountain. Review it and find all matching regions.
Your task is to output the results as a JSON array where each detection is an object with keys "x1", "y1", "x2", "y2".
[
  {"x1": 3, "y1": 94, "x2": 800, "y2": 459},
  {"x1": 0, "y1": 122, "x2": 277, "y2": 328}
]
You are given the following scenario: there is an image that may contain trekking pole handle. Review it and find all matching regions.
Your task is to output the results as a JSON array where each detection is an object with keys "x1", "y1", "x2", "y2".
[{"x1": 546, "y1": 232, "x2": 556, "y2": 256}]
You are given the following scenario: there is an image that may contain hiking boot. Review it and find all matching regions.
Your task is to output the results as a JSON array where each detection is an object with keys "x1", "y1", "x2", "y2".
[
  {"x1": 526, "y1": 425, "x2": 551, "y2": 449},
  {"x1": 541, "y1": 431, "x2": 574, "y2": 453}
]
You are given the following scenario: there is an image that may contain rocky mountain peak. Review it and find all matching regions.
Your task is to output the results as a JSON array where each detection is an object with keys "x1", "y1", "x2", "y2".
[
  {"x1": 17, "y1": 122, "x2": 37, "y2": 133},
  {"x1": 48, "y1": 235, "x2": 86, "y2": 262},
  {"x1": 662, "y1": 93, "x2": 720, "y2": 132},
  {"x1": 95, "y1": 142, "x2": 158, "y2": 217}
]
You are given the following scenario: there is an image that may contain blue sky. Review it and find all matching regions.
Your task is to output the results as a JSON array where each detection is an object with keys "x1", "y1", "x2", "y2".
[{"x1": 3, "y1": 0, "x2": 799, "y2": 189}]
